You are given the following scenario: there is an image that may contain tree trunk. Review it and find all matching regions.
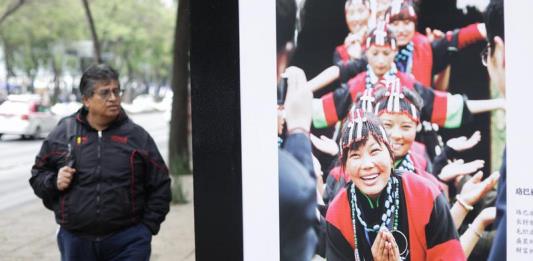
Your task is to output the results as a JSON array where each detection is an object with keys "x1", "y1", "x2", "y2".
[
  {"x1": 168, "y1": 0, "x2": 190, "y2": 203},
  {"x1": 51, "y1": 58, "x2": 62, "y2": 104},
  {"x1": 0, "y1": 0, "x2": 26, "y2": 26},
  {"x1": 81, "y1": 0, "x2": 102, "y2": 63}
]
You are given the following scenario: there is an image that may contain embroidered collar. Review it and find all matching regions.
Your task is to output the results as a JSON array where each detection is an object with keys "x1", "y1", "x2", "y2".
[
  {"x1": 365, "y1": 63, "x2": 398, "y2": 90},
  {"x1": 394, "y1": 42, "x2": 414, "y2": 74},
  {"x1": 395, "y1": 153, "x2": 415, "y2": 173}
]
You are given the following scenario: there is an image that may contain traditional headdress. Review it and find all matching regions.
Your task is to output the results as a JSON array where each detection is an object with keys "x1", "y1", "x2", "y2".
[
  {"x1": 345, "y1": 0, "x2": 370, "y2": 10},
  {"x1": 371, "y1": 77, "x2": 424, "y2": 123},
  {"x1": 365, "y1": 21, "x2": 397, "y2": 50},
  {"x1": 339, "y1": 109, "x2": 393, "y2": 165},
  {"x1": 388, "y1": 0, "x2": 417, "y2": 24}
]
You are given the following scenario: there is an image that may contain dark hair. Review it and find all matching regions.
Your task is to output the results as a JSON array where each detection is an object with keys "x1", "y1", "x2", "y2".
[
  {"x1": 79, "y1": 64, "x2": 120, "y2": 97},
  {"x1": 387, "y1": 0, "x2": 418, "y2": 24},
  {"x1": 276, "y1": 0, "x2": 297, "y2": 54},
  {"x1": 484, "y1": 0, "x2": 504, "y2": 51},
  {"x1": 339, "y1": 111, "x2": 394, "y2": 169},
  {"x1": 365, "y1": 26, "x2": 397, "y2": 49},
  {"x1": 345, "y1": 0, "x2": 370, "y2": 10},
  {"x1": 371, "y1": 83, "x2": 424, "y2": 122}
]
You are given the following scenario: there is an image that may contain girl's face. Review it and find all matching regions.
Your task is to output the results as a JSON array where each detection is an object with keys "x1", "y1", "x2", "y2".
[
  {"x1": 345, "y1": 3, "x2": 370, "y2": 34},
  {"x1": 366, "y1": 45, "x2": 396, "y2": 77},
  {"x1": 380, "y1": 112, "x2": 417, "y2": 159},
  {"x1": 345, "y1": 135, "x2": 393, "y2": 200},
  {"x1": 388, "y1": 19, "x2": 416, "y2": 47}
]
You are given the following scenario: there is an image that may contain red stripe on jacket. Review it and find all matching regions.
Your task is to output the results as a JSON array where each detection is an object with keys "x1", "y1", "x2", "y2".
[
  {"x1": 411, "y1": 33, "x2": 433, "y2": 87},
  {"x1": 409, "y1": 147, "x2": 447, "y2": 192},
  {"x1": 322, "y1": 93, "x2": 339, "y2": 125},
  {"x1": 402, "y1": 174, "x2": 464, "y2": 260},
  {"x1": 457, "y1": 23, "x2": 484, "y2": 49},
  {"x1": 329, "y1": 166, "x2": 351, "y2": 183},
  {"x1": 430, "y1": 90, "x2": 448, "y2": 126},
  {"x1": 427, "y1": 239, "x2": 466, "y2": 260},
  {"x1": 336, "y1": 45, "x2": 351, "y2": 64},
  {"x1": 326, "y1": 189, "x2": 355, "y2": 249}
]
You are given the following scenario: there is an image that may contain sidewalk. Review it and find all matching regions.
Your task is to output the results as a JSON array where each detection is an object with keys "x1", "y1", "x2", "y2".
[{"x1": 0, "y1": 175, "x2": 195, "y2": 261}]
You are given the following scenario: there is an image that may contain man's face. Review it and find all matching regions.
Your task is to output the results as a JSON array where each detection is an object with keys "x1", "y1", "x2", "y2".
[
  {"x1": 83, "y1": 80, "x2": 122, "y2": 120},
  {"x1": 486, "y1": 37, "x2": 506, "y2": 96},
  {"x1": 379, "y1": 112, "x2": 417, "y2": 159},
  {"x1": 345, "y1": 3, "x2": 370, "y2": 34},
  {"x1": 389, "y1": 19, "x2": 415, "y2": 47},
  {"x1": 366, "y1": 45, "x2": 396, "y2": 77}
]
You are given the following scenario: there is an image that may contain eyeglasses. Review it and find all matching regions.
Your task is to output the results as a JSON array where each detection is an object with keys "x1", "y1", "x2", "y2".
[
  {"x1": 93, "y1": 88, "x2": 123, "y2": 100},
  {"x1": 480, "y1": 44, "x2": 490, "y2": 67}
]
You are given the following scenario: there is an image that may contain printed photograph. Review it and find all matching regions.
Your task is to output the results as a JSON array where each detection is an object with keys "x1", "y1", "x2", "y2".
[{"x1": 276, "y1": 0, "x2": 506, "y2": 260}]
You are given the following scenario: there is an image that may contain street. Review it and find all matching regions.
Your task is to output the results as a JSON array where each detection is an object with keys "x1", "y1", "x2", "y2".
[{"x1": 0, "y1": 110, "x2": 195, "y2": 260}]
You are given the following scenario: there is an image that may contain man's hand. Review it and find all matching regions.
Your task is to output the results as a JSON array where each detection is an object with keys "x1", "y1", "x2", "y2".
[
  {"x1": 284, "y1": 66, "x2": 312, "y2": 132},
  {"x1": 446, "y1": 131, "x2": 481, "y2": 152},
  {"x1": 57, "y1": 166, "x2": 76, "y2": 191}
]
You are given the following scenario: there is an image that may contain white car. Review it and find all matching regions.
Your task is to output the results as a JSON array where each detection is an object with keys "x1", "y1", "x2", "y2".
[{"x1": 0, "y1": 95, "x2": 58, "y2": 140}]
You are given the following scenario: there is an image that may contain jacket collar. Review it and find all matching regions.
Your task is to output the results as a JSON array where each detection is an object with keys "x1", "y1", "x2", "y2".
[{"x1": 74, "y1": 106, "x2": 128, "y2": 131}]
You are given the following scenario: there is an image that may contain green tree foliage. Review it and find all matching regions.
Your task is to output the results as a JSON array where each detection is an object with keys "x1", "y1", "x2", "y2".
[{"x1": 0, "y1": 0, "x2": 175, "y2": 99}]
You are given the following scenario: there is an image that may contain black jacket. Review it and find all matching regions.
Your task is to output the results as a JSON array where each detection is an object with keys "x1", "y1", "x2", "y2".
[
  {"x1": 30, "y1": 107, "x2": 171, "y2": 237},
  {"x1": 279, "y1": 133, "x2": 318, "y2": 261}
]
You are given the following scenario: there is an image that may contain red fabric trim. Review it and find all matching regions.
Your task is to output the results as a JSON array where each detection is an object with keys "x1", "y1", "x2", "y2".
[
  {"x1": 410, "y1": 151, "x2": 445, "y2": 192},
  {"x1": 329, "y1": 166, "x2": 351, "y2": 183},
  {"x1": 130, "y1": 150, "x2": 138, "y2": 222},
  {"x1": 430, "y1": 90, "x2": 448, "y2": 126},
  {"x1": 411, "y1": 33, "x2": 433, "y2": 87},
  {"x1": 60, "y1": 195, "x2": 65, "y2": 224},
  {"x1": 329, "y1": 166, "x2": 342, "y2": 182},
  {"x1": 458, "y1": 23, "x2": 483, "y2": 49},
  {"x1": 111, "y1": 135, "x2": 128, "y2": 144},
  {"x1": 402, "y1": 173, "x2": 441, "y2": 260},
  {"x1": 397, "y1": 71, "x2": 416, "y2": 90},
  {"x1": 37, "y1": 151, "x2": 66, "y2": 167},
  {"x1": 336, "y1": 45, "x2": 350, "y2": 63},
  {"x1": 323, "y1": 93, "x2": 339, "y2": 125},
  {"x1": 410, "y1": 141, "x2": 426, "y2": 159},
  {"x1": 427, "y1": 239, "x2": 466, "y2": 260},
  {"x1": 149, "y1": 158, "x2": 169, "y2": 174},
  {"x1": 326, "y1": 189, "x2": 355, "y2": 250},
  {"x1": 347, "y1": 73, "x2": 366, "y2": 101}
]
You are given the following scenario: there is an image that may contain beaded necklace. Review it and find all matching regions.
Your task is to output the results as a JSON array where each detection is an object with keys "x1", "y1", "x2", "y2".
[
  {"x1": 394, "y1": 42, "x2": 414, "y2": 74},
  {"x1": 349, "y1": 176, "x2": 400, "y2": 259},
  {"x1": 395, "y1": 153, "x2": 415, "y2": 173}
]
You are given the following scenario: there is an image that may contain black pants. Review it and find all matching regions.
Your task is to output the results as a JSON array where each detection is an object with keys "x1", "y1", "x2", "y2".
[{"x1": 57, "y1": 223, "x2": 152, "y2": 261}]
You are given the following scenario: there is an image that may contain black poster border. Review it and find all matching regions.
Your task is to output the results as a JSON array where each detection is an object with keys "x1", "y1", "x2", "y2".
[{"x1": 190, "y1": 0, "x2": 243, "y2": 260}]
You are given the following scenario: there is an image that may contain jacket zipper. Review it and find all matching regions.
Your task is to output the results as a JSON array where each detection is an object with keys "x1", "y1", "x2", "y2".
[{"x1": 96, "y1": 130, "x2": 102, "y2": 240}]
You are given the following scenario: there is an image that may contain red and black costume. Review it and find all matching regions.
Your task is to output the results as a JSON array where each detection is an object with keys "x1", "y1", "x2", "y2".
[
  {"x1": 326, "y1": 172, "x2": 465, "y2": 260},
  {"x1": 312, "y1": 71, "x2": 471, "y2": 129},
  {"x1": 398, "y1": 25, "x2": 485, "y2": 87},
  {"x1": 333, "y1": 24, "x2": 484, "y2": 87}
]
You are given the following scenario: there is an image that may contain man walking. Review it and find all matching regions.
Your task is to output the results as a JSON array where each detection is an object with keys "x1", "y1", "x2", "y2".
[{"x1": 30, "y1": 64, "x2": 171, "y2": 261}]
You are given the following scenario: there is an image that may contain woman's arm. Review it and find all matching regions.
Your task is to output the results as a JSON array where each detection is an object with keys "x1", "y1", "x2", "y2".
[{"x1": 466, "y1": 98, "x2": 505, "y2": 114}]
